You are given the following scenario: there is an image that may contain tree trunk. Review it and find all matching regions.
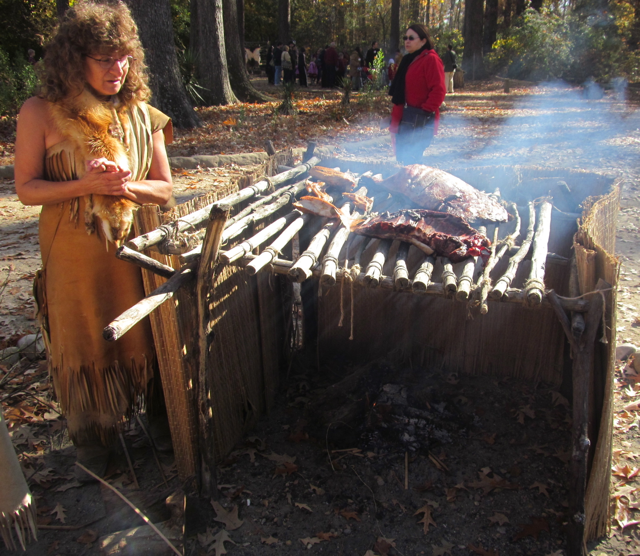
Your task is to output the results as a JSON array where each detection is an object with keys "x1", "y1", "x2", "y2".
[
  {"x1": 192, "y1": 0, "x2": 237, "y2": 106},
  {"x1": 483, "y1": 0, "x2": 499, "y2": 53},
  {"x1": 56, "y1": 0, "x2": 69, "y2": 18},
  {"x1": 631, "y1": 0, "x2": 640, "y2": 49},
  {"x1": 503, "y1": 0, "x2": 513, "y2": 29},
  {"x1": 278, "y1": 0, "x2": 290, "y2": 44},
  {"x1": 530, "y1": 0, "x2": 543, "y2": 9},
  {"x1": 426, "y1": 0, "x2": 431, "y2": 25},
  {"x1": 223, "y1": 0, "x2": 271, "y2": 102},
  {"x1": 236, "y1": 0, "x2": 245, "y2": 45},
  {"x1": 410, "y1": 0, "x2": 420, "y2": 22},
  {"x1": 515, "y1": 0, "x2": 526, "y2": 17},
  {"x1": 390, "y1": 0, "x2": 401, "y2": 55},
  {"x1": 124, "y1": 0, "x2": 201, "y2": 128},
  {"x1": 462, "y1": 0, "x2": 485, "y2": 79}
]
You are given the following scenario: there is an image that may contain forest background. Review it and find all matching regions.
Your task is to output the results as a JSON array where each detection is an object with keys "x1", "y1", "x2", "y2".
[{"x1": 0, "y1": 0, "x2": 639, "y2": 130}]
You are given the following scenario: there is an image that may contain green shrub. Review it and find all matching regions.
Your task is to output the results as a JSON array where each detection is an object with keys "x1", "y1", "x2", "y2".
[
  {"x1": 486, "y1": 9, "x2": 572, "y2": 80},
  {"x1": 0, "y1": 49, "x2": 38, "y2": 117}
]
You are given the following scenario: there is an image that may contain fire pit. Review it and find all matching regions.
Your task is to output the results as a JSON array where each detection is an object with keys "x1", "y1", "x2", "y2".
[{"x1": 111, "y1": 150, "x2": 620, "y2": 555}]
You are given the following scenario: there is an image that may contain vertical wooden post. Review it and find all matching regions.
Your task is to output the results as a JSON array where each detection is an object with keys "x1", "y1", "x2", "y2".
[
  {"x1": 196, "y1": 204, "x2": 230, "y2": 497},
  {"x1": 134, "y1": 206, "x2": 200, "y2": 487},
  {"x1": 548, "y1": 286, "x2": 605, "y2": 556}
]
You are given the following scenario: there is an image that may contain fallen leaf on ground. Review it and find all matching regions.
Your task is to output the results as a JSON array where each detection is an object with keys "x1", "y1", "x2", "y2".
[
  {"x1": 299, "y1": 537, "x2": 322, "y2": 546},
  {"x1": 76, "y1": 529, "x2": 98, "y2": 545},
  {"x1": 198, "y1": 528, "x2": 217, "y2": 549},
  {"x1": 211, "y1": 529, "x2": 236, "y2": 555},
  {"x1": 515, "y1": 404, "x2": 536, "y2": 424},
  {"x1": 513, "y1": 517, "x2": 549, "y2": 541},
  {"x1": 529, "y1": 481, "x2": 550, "y2": 497},
  {"x1": 274, "y1": 461, "x2": 298, "y2": 476},
  {"x1": 338, "y1": 509, "x2": 361, "y2": 521},
  {"x1": 414, "y1": 504, "x2": 436, "y2": 533},
  {"x1": 316, "y1": 531, "x2": 337, "y2": 541},
  {"x1": 295, "y1": 502, "x2": 312, "y2": 512},
  {"x1": 261, "y1": 536, "x2": 279, "y2": 545},
  {"x1": 613, "y1": 463, "x2": 640, "y2": 480},
  {"x1": 374, "y1": 537, "x2": 396, "y2": 555},
  {"x1": 51, "y1": 503, "x2": 66, "y2": 523},
  {"x1": 488, "y1": 512, "x2": 509, "y2": 525},
  {"x1": 56, "y1": 479, "x2": 82, "y2": 492},
  {"x1": 211, "y1": 501, "x2": 244, "y2": 530},
  {"x1": 310, "y1": 484, "x2": 325, "y2": 495},
  {"x1": 432, "y1": 540, "x2": 454, "y2": 555}
]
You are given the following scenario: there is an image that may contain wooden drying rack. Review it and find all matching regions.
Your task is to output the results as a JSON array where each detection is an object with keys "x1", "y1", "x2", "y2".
[{"x1": 105, "y1": 153, "x2": 608, "y2": 556}]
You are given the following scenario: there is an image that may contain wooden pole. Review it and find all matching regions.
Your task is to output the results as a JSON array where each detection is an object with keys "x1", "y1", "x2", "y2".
[
  {"x1": 196, "y1": 204, "x2": 231, "y2": 497},
  {"x1": 103, "y1": 261, "x2": 198, "y2": 342},
  {"x1": 289, "y1": 221, "x2": 337, "y2": 282},
  {"x1": 364, "y1": 239, "x2": 392, "y2": 288},
  {"x1": 413, "y1": 255, "x2": 436, "y2": 293},
  {"x1": 441, "y1": 258, "x2": 457, "y2": 296},
  {"x1": 474, "y1": 226, "x2": 500, "y2": 314},
  {"x1": 180, "y1": 180, "x2": 308, "y2": 263},
  {"x1": 393, "y1": 241, "x2": 411, "y2": 289},
  {"x1": 456, "y1": 225, "x2": 486, "y2": 301},
  {"x1": 525, "y1": 199, "x2": 553, "y2": 305},
  {"x1": 491, "y1": 201, "x2": 536, "y2": 300},
  {"x1": 116, "y1": 245, "x2": 176, "y2": 279},
  {"x1": 126, "y1": 156, "x2": 321, "y2": 252},
  {"x1": 246, "y1": 213, "x2": 312, "y2": 276},
  {"x1": 221, "y1": 211, "x2": 299, "y2": 264}
]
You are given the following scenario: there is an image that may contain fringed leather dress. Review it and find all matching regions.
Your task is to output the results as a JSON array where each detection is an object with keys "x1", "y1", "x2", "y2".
[{"x1": 35, "y1": 97, "x2": 171, "y2": 447}]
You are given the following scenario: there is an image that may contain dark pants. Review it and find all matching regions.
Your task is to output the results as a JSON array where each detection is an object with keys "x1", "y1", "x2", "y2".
[
  {"x1": 323, "y1": 65, "x2": 336, "y2": 88},
  {"x1": 283, "y1": 68, "x2": 294, "y2": 83},
  {"x1": 299, "y1": 67, "x2": 307, "y2": 87},
  {"x1": 394, "y1": 123, "x2": 435, "y2": 165},
  {"x1": 266, "y1": 65, "x2": 274, "y2": 85}
]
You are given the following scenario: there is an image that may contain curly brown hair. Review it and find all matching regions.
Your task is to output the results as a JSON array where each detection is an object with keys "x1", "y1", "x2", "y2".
[{"x1": 39, "y1": 1, "x2": 150, "y2": 105}]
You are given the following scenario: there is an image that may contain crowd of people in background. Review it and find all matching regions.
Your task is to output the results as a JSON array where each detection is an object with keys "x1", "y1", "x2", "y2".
[{"x1": 262, "y1": 38, "x2": 456, "y2": 94}]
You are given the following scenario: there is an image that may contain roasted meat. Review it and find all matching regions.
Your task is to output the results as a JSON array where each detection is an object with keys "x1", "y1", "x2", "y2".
[
  {"x1": 308, "y1": 166, "x2": 357, "y2": 191},
  {"x1": 353, "y1": 209, "x2": 491, "y2": 263},
  {"x1": 375, "y1": 165, "x2": 508, "y2": 223}
]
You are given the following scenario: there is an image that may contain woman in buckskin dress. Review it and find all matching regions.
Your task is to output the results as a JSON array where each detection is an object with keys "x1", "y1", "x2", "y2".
[{"x1": 14, "y1": 1, "x2": 173, "y2": 479}]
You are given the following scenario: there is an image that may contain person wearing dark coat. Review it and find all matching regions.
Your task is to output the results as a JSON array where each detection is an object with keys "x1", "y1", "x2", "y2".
[
  {"x1": 365, "y1": 41, "x2": 380, "y2": 68},
  {"x1": 441, "y1": 44, "x2": 457, "y2": 93},
  {"x1": 323, "y1": 42, "x2": 339, "y2": 88}
]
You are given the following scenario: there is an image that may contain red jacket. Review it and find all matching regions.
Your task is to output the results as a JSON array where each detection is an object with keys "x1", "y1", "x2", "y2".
[
  {"x1": 324, "y1": 46, "x2": 339, "y2": 66},
  {"x1": 390, "y1": 49, "x2": 445, "y2": 134}
]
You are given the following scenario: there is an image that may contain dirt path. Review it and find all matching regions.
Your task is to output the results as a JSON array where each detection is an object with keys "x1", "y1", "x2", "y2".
[{"x1": 1, "y1": 80, "x2": 640, "y2": 556}]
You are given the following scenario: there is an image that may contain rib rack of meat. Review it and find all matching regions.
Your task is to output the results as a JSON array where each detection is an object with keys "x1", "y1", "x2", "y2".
[{"x1": 353, "y1": 209, "x2": 491, "y2": 264}]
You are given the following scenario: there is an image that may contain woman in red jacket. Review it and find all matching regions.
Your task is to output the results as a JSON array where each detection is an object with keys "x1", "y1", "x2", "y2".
[{"x1": 388, "y1": 24, "x2": 445, "y2": 165}]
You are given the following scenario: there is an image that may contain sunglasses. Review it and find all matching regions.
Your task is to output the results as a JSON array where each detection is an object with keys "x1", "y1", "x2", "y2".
[{"x1": 403, "y1": 35, "x2": 419, "y2": 41}]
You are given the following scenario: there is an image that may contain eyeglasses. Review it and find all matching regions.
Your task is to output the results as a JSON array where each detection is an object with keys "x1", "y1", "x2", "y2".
[
  {"x1": 86, "y1": 54, "x2": 133, "y2": 70},
  {"x1": 403, "y1": 35, "x2": 418, "y2": 41}
]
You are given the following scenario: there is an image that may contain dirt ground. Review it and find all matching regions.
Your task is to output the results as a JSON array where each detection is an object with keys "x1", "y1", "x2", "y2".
[{"x1": 2, "y1": 78, "x2": 640, "y2": 556}]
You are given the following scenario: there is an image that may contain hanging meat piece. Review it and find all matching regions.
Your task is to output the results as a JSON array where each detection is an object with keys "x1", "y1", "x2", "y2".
[
  {"x1": 375, "y1": 164, "x2": 509, "y2": 223},
  {"x1": 353, "y1": 209, "x2": 491, "y2": 263},
  {"x1": 308, "y1": 166, "x2": 357, "y2": 191}
]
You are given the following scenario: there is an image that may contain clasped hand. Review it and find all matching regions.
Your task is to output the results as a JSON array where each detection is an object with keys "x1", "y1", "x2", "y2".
[{"x1": 82, "y1": 158, "x2": 132, "y2": 196}]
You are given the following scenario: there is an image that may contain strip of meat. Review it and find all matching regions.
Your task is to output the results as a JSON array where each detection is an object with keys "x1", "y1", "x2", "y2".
[
  {"x1": 308, "y1": 166, "x2": 357, "y2": 191},
  {"x1": 352, "y1": 209, "x2": 491, "y2": 263},
  {"x1": 376, "y1": 164, "x2": 508, "y2": 223}
]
